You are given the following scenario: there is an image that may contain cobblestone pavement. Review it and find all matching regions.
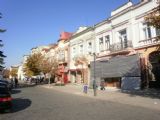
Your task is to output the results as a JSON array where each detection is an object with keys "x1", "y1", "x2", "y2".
[
  {"x1": 43, "y1": 84, "x2": 160, "y2": 111},
  {"x1": 0, "y1": 84, "x2": 160, "y2": 120}
]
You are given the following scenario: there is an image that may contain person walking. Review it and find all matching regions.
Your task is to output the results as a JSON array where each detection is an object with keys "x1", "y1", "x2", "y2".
[
  {"x1": 14, "y1": 77, "x2": 18, "y2": 88},
  {"x1": 100, "y1": 81, "x2": 105, "y2": 90}
]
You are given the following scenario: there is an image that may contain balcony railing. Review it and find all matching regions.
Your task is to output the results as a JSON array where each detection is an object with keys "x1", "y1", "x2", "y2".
[
  {"x1": 139, "y1": 36, "x2": 160, "y2": 46},
  {"x1": 109, "y1": 40, "x2": 133, "y2": 52}
]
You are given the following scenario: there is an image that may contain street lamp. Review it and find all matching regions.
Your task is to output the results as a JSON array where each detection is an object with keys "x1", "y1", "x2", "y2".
[
  {"x1": 91, "y1": 26, "x2": 97, "y2": 96},
  {"x1": 93, "y1": 52, "x2": 97, "y2": 96}
]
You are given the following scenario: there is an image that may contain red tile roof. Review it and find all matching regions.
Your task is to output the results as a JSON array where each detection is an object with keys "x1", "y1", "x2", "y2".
[{"x1": 59, "y1": 32, "x2": 72, "y2": 41}]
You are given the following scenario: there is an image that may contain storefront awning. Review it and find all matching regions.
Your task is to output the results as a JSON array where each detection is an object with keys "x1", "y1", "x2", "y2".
[{"x1": 90, "y1": 54, "x2": 141, "y2": 78}]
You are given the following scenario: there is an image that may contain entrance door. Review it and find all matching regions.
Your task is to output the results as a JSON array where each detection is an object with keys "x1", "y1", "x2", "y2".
[
  {"x1": 63, "y1": 73, "x2": 68, "y2": 84},
  {"x1": 104, "y1": 78, "x2": 121, "y2": 88},
  {"x1": 149, "y1": 51, "x2": 160, "y2": 88},
  {"x1": 71, "y1": 72, "x2": 76, "y2": 83}
]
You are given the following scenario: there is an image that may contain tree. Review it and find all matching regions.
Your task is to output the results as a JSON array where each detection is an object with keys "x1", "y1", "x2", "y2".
[
  {"x1": 38, "y1": 57, "x2": 58, "y2": 84},
  {"x1": 39, "y1": 57, "x2": 58, "y2": 76},
  {"x1": 145, "y1": 1, "x2": 160, "y2": 39},
  {"x1": 23, "y1": 64, "x2": 34, "y2": 77},
  {"x1": 25, "y1": 52, "x2": 58, "y2": 78},
  {"x1": 0, "y1": 13, "x2": 6, "y2": 71},
  {"x1": 2, "y1": 68, "x2": 10, "y2": 78},
  {"x1": 10, "y1": 68, "x2": 18, "y2": 78},
  {"x1": 25, "y1": 53, "x2": 43, "y2": 76},
  {"x1": 74, "y1": 55, "x2": 89, "y2": 84}
]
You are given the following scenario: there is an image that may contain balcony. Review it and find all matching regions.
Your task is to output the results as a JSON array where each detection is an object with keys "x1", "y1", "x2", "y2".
[
  {"x1": 139, "y1": 36, "x2": 160, "y2": 47},
  {"x1": 109, "y1": 40, "x2": 133, "y2": 52}
]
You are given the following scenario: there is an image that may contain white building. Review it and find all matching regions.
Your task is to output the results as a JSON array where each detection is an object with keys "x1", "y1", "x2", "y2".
[
  {"x1": 31, "y1": 45, "x2": 50, "y2": 55},
  {"x1": 69, "y1": 26, "x2": 95, "y2": 85},
  {"x1": 91, "y1": 0, "x2": 160, "y2": 90},
  {"x1": 17, "y1": 55, "x2": 29, "y2": 80}
]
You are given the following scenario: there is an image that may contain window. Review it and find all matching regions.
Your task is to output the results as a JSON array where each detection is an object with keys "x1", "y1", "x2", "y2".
[
  {"x1": 99, "y1": 37, "x2": 104, "y2": 52},
  {"x1": 119, "y1": 29, "x2": 128, "y2": 48},
  {"x1": 73, "y1": 47, "x2": 76, "y2": 57},
  {"x1": 105, "y1": 35, "x2": 110, "y2": 50},
  {"x1": 143, "y1": 23, "x2": 152, "y2": 39},
  {"x1": 156, "y1": 28, "x2": 160, "y2": 36},
  {"x1": 79, "y1": 44, "x2": 83, "y2": 53},
  {"x1": 59, "y1": 50, "x2": 65, "y2": 61},
  {"x1": 88, "y1": 42, "x2": 92, "y2": 54}
]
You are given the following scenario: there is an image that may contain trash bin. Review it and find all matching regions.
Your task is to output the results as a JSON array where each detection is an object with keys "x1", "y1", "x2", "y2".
[{"x1": 83, "y1": 85, "x2": 88, "y2": 94}]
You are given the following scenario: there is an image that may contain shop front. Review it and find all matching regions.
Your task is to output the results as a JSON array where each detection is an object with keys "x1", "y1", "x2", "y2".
[
  {"x1": 103, "y1": 77, "x2": 121, "y2": 88},
  {"x1": 90, "y1": 54, "x2": 141, "y2": 90},
  {"x1": 137, "y1": 45, "x2": 160, "y2": 89},
  {"x1": 57, "y1": 63, "x2": 68, "y2": 84}
]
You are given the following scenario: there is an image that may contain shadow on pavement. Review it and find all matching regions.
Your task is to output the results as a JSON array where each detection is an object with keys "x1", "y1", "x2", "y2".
[
  {"x1": 121, "y1": 89, "x2": 160, "y2": 99},
  {"x1": 11, "y1": 98, "x2": 32, "y2": 113},
  {"x1": 16, "y1": 83, "x2": 36, "y2": 89},
  {"x1": 11, "y1": 89, "x2": 21, "y2": 94}
]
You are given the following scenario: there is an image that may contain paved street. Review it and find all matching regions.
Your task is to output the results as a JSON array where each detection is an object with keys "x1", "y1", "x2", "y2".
[{"x1": 0, "y1": 85, "x2": 160, "y2": 120}]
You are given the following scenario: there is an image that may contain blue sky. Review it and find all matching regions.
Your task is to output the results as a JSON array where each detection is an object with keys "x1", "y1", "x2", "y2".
[{"x1": 0, "y1": 0, "x2": 139, "y2": 68}]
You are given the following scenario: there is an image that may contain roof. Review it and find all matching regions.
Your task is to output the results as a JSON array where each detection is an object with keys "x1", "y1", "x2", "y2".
[
  {"x1": 42, "y1": 43, "x2": 58, "y2": 53},
  {"x1": 59, "y1": 32, "x2": 72, "y2": 41},
  {"x1": 70, "y1": 27, "x2": 94, "y2": 40}
]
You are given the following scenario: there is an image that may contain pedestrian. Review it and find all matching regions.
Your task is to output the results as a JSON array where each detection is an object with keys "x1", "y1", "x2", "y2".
[
  {"x1": 14, "y1": 77, "x2": 18, "y2": 88},
  {"x1": 100, "y1": 81, "x2": 105, "y2": 90},
  {"x1": 10, "y1": 78, "x2": 14, "y2": 89}
]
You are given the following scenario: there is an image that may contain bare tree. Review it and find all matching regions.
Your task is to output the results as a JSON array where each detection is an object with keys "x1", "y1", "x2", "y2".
[
  {"x1": 74, "y1": 55, "x2": 88, "y2": 84},
  {"x1": 39, "y1": 57, "x2": 58, "y2": 77},
  {"x1": 145, "y1": 1, "x2": 160, "y2": 39}
]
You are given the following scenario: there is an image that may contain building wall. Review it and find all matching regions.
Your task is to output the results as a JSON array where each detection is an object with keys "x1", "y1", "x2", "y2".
[
  {"x1": 91, "y1": 0, "x2": 159, "y2": 89},
  {"x1": 69, "y1": 27, "x2": 94, "y2": 69},
  {"x1": 69, "y1": 27, "x2": 94, "y2": 84},
  {"x1": 20, "y1": 0, "x2": 159, "y2": 89},
  {"x1": 94, "y1": 0, "x2": 158, "y2": 56}
]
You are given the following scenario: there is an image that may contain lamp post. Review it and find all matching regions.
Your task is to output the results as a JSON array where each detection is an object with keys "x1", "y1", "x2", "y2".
[{"x1": 93, "y1": 52, "x2": 97, "y2": 96}]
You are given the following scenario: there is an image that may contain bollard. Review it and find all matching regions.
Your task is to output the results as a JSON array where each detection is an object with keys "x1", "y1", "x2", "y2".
[{"x1": 83, "y1": 85, "x2": 88, "y2": 94}]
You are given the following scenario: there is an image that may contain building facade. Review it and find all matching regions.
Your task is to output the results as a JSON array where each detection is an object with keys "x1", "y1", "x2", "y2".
[
  {"x1": 18, "y1": 0, "x2": 159, "y2": 90},
  {"x1": 17, "y1": 55, "x2": 29, "y2": 80},
  {"x1": 69, "y1": 27, "x2": 95, "y2": 85},
  {"x1": 55, "y1": 32, "x2": 72, "y2": 84},
  {"x1": 90, "y1": 0, "x2": 159, "y2": 90}
]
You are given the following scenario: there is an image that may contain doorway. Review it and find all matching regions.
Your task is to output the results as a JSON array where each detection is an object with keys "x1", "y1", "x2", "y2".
[{"x1": 149, "y1": 51, "x2": 160, "y2": 88}]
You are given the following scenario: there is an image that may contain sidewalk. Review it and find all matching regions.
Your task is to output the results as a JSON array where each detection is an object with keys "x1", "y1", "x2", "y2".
[{"x1": 42, "y1": 84, "x2": 160, "y2": 111}]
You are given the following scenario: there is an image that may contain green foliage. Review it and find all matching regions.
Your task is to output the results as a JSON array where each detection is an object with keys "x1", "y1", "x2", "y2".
[
  {"x1": 10, "y1": 68, "x2": 18, "y2": 77},
  {"x1": 0, "y1": 13, "x2": 6, "y2": 70},
  {"x1": 2, "y1": 69, "x2": 10, "y2": 78},
  {"x1": 24, "y1": 52, "x2": 59, "y2": 77},
  {"x1": 25, "y1": 53, "x2": 43, "y2": 76},
  {"x1": 23, "y1": 64, "x2": 34, "y2": 77}
]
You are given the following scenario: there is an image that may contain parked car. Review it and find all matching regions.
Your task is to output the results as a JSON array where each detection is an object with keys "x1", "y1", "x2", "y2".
[
  {"x1": 0, "y1": 79, "x2": 13, "y2": 91},
  {"x1": 0, "y1": 82, "x2": 12, "y2": 112}
]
